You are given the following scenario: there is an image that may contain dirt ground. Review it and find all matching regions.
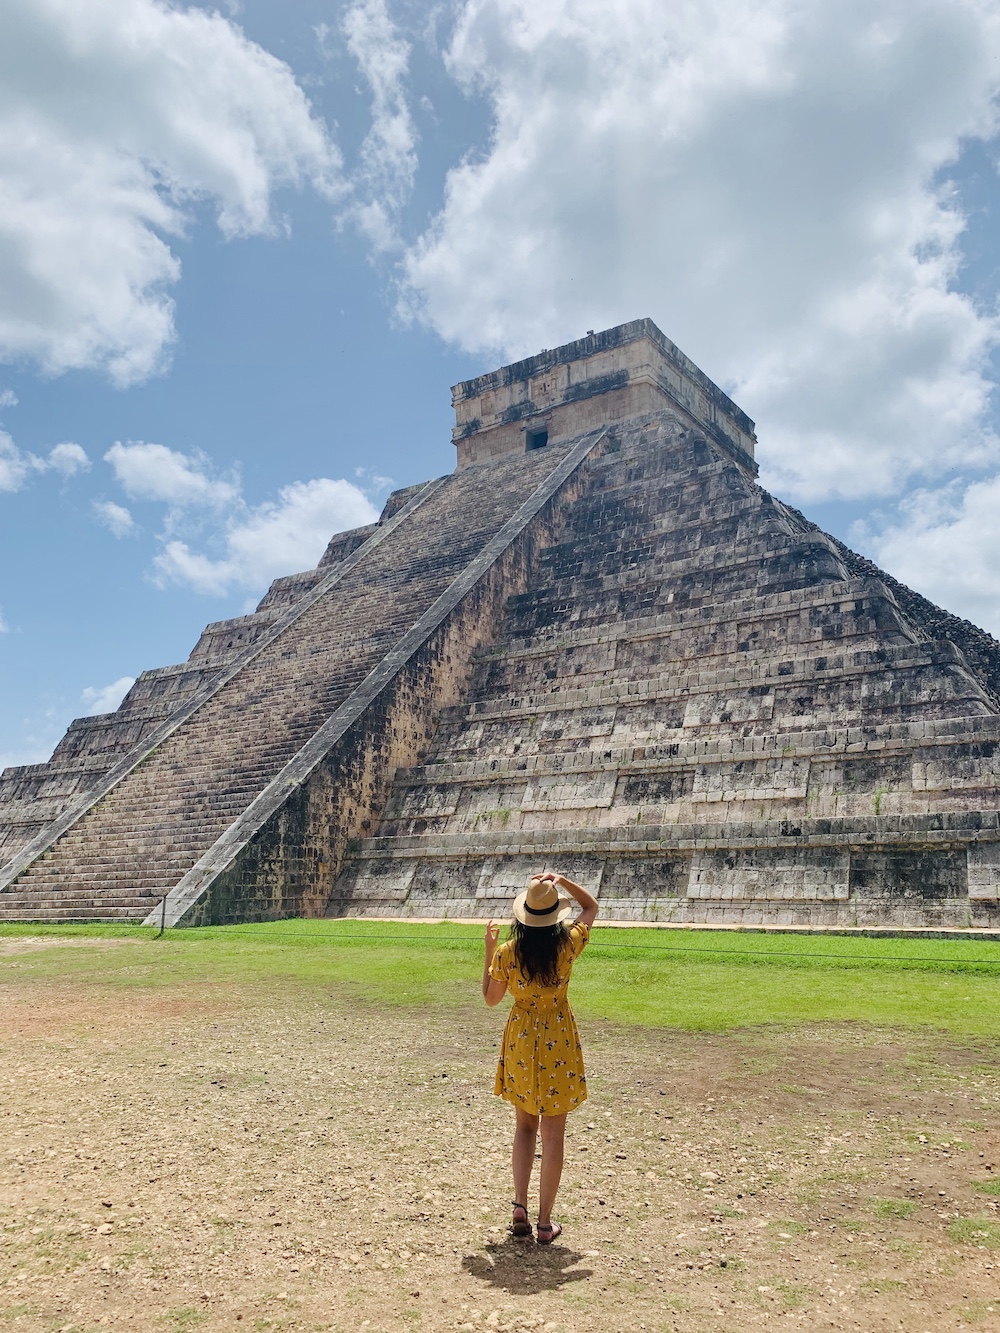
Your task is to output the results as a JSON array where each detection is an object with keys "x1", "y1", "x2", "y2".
[{"x1": 3, "y1": 946, "x2": 1000, "y2": 1331}]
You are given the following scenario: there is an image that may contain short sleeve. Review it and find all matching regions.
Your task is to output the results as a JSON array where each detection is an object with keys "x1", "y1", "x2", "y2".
[
  {"x1": 567, "y1": 921, "x2": 590, "y2": 960},
  {"x1": 489, "y1": 941, "x2": 512, "y2": 985}
]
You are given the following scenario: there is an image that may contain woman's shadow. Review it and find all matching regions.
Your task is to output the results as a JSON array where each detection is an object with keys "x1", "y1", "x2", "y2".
[{"x1": 462, "y1": 1234, "x2": 594, "y2": 1294}]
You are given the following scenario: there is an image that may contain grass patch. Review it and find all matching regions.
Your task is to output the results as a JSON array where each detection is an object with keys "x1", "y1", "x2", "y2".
[
  {"x1": 973, "y1": 1178, "x2": 1000, "y2": 1197},
  {"x1": 773, "y1": 1280, "x2": 807, "y2": 1308},
  {"x1": 888, "y1": 1238, "x2": 921, "y2": 1259},
  {"x1": 872, "y1": 1198, "x2": 916, "y2": 1219},
  {"x1": 859, "y1": 1277, "x2": 906, "y2": 1298},
  {"x1": 754, "y1": 1279, "x2": 807, "y2": 1309},
  {"x1": 4, "y1": 920, "x2": 1000, "y2": 1033},
  {"x1": 165, "y1": 1309, "x2": 208, "y2": 1331},
  {"x1": 947, "y1": 1217, "x2": 1000, "y2": 1247},
  {"x1": 964, "y1": 1298, "x2": 1000, "y2": 1323}
]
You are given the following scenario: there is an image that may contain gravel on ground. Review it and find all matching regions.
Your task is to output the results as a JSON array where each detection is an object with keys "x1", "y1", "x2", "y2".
[{"x1": 2, "y1": 951, "x2": 1000, "y2": 1331}]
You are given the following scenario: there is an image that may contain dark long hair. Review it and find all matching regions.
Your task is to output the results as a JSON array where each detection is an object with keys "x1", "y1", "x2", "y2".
[{"x1": 510, "y1": 920, "x2": 569, "y2": 987}]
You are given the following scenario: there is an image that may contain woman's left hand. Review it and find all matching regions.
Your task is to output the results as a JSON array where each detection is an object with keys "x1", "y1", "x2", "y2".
[{"x1": 485, "y1": 919, "x2": 500, "y2": 952}]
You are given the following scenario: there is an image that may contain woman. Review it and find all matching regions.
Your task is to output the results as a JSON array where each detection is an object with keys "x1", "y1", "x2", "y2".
[{"x1": 482, "y1": 870, "x2": 599, "y2": 1243}]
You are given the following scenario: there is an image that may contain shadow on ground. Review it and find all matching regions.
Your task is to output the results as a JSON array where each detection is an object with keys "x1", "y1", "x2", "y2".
[{"x1": 462, "y1": 1234, "x2": 594, "y2": 1293}]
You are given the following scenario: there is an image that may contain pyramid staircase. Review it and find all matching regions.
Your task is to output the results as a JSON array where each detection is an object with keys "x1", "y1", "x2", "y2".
[{"x1": 0, "y1": 432, "x2": 602, "y2": 923}]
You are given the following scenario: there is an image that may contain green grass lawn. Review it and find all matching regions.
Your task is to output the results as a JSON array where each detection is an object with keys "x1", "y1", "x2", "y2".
[{"x1": 3, "y1": 918, "x2": 1000, "y2": 1034}]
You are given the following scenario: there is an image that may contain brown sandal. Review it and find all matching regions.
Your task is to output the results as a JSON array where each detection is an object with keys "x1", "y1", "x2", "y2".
[
  {"x1": 536, "y1": 1221, "x2": 562, "y2": 1244},
  {"x1": 511, "y1": 1201, "x2": 532, "y2": 1237}
]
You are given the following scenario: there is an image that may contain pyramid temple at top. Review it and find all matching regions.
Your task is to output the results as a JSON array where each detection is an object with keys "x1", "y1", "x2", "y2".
[{"x1": 3, "y1": 318, "x2": 1000, "y2": 930}]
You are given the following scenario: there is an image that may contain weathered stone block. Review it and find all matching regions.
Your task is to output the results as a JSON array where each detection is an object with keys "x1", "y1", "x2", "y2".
[
  {"x1": 333, "y1": 860, "x2": 416, "y2": 903},
  {"x1": 967, "y1": 844, "x2": 1000, "y2": 901},
  {"x1": 521, "y1": 773, "x2": 616, "y2": 812},
  {"x1": 688, "y1": 849, "x2": 850, "y2": 902},
  {"x1": 476, "y1": 856, "x2": 605, "y2": 900},
  {"x1": 848, "y1": 849, "x2": 967, "y2": 901},
  {"x1": 683, "y1": 689, "x2": 775, "y2": 728},
  {"x1": 600, "y1": 856, "x2": 690, "y2": 900}
]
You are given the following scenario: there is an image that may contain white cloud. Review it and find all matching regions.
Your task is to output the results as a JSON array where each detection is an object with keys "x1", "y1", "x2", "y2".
[
  {"x1": 342, "y1": 0, "x2": 418, "y2": 249},
  {"x1": 402, "y1": 0, "x2": 1000, "y2": 502},
  {"x1": 0, "y1": 607, "x2": 7, "y2": 633},
  {"x1": 153, "y1": 477, "x2": 379, "y2": 595},
  {"x1": 0, "y1": 390, "x2": 17, "y2": 408},
  {"x1": 100, "y1": 442, "x2": 379, "y2": 594},
  {"x1": 864, "y1": 474, "x2": 1000, "y2": 637},
  {"x1": 354, "y1": 465, "x2": 394, "y2": 493},
  {"x1": 46, "y1": 441, "x2": 89, "y2": 476},
  {"x1": 104, "y1": 441, "x2": 239, "y2": 507},
  {"x1": 314, "y1": 21, "x2": 339, "y2": 61},
  {"x1": 0, "y1": 428, "x2": 28, "y2": 492},
  {"x1": 93, "y1": 499, "x2": 137, "y2": 538},
  {"x1": 0, "y1": 0, "x2": 342, "y2": 386},
  {"x1": 0, "y1": 432, "x2": 90, "y2": 490},
  {"x1": 80, "y1": 675, "x2": 136, "y2": 716}
]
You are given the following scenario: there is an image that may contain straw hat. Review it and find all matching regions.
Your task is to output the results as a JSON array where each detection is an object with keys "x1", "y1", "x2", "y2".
[{"x1": 512, "y1": 875, "x2": 573, "y2": 928}]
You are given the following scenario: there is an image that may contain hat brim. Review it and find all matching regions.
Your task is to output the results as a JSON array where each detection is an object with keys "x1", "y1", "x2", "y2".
[{"x1": 512, "y1": 890, "x2": 574, "y2": 927}]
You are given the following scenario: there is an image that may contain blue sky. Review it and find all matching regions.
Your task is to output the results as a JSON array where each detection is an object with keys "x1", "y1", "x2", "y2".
[{"x1": 2, "y1": 0, "x2": 1000, "y2": 770}]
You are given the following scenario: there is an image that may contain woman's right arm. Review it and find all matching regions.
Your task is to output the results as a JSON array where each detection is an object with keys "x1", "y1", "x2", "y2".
[{"x1": 543, "y1": 872, "x2": 599, "y2": 928}]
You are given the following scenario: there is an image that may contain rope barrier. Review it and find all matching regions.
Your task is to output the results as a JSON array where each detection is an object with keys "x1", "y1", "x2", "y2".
[{"x1": 174, "y1": 925, "x2": 1000, "y2": 968}]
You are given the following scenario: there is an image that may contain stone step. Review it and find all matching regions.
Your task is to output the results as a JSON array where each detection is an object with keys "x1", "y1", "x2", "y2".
[
  {"x1": 530, "y1": 519, "x2": 831, "y2": 576},
  {"x1": 500, "y1": 574, "x2": 853, "y2": 640},
  {"x1": 476, "y1": 577, "x2": 889, "y2": 662},
  {"x1": 380, "y1": 784, "x2": 1000, "y2": 836},
  {"x1": 17, "y1": 868, "x2": 196, "y2": 885},
  {"x1": 23, "y1": 854, "x2": 219, "y2": 875},
  {"x1": 445, "y1": 640, "x2": 987, "y2": 730},
  {"x1": 0, "y1": 891, "x2": 163, "y2": 908},
  {"x1": 340, "y1": 806, "x2": 1000, "y2": 860},
  {"x1": 472, "y1": 626, "x2": 910, "y2": 699},
  {"x1": 0, "y1": 906, "x2": 153, "y2": 922},
  {"x1": 394, "y1": 724, "x2": 1000, "y2": 790}
]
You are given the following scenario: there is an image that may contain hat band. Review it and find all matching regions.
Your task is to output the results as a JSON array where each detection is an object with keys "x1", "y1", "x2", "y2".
[{"x1": 523, "y1": 899, "x2": 558, "y2": 916}]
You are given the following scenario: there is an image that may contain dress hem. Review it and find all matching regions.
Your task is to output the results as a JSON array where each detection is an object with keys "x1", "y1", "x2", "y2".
[{"x1": 494, "y1": 1087, "x2": 588, "y2": 1117}]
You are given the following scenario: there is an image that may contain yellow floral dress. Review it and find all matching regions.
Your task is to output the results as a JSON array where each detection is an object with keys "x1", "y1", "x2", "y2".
[{"x1": 489, "y1": 921, "x2": 590, "y2": 1116}]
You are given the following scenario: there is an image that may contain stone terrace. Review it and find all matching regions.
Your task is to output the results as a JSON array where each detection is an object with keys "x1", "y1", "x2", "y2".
[{"x1": 329, "y1": 411, "x2": 1000, "y2": 929}]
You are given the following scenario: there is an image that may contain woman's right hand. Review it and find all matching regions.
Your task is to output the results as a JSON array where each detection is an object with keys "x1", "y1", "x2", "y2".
[{"x1": 537, "y1": 872, "x2": 599, "y2": 923}]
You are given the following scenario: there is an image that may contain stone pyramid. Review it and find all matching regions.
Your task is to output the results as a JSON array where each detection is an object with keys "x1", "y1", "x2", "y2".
[{"x1": 2, "y1": 319, "x2": 999, "y2": 928}]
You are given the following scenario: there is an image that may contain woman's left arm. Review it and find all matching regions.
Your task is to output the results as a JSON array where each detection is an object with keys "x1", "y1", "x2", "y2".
[{"x1": 483, "y1": 920, "x2": 507, "y2": 1006}]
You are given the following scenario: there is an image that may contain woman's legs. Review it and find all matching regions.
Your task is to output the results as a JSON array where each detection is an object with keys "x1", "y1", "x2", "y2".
[
  {"x1": 511, "y1": 1107, "x2": 568, "y2": 1229},
  {"x1": 512, "y1": 1107, "x2": 539, "y2": 1207},
  {"x1": 538, "y1": 1112, "x2": 567, "y2": 1225}
]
